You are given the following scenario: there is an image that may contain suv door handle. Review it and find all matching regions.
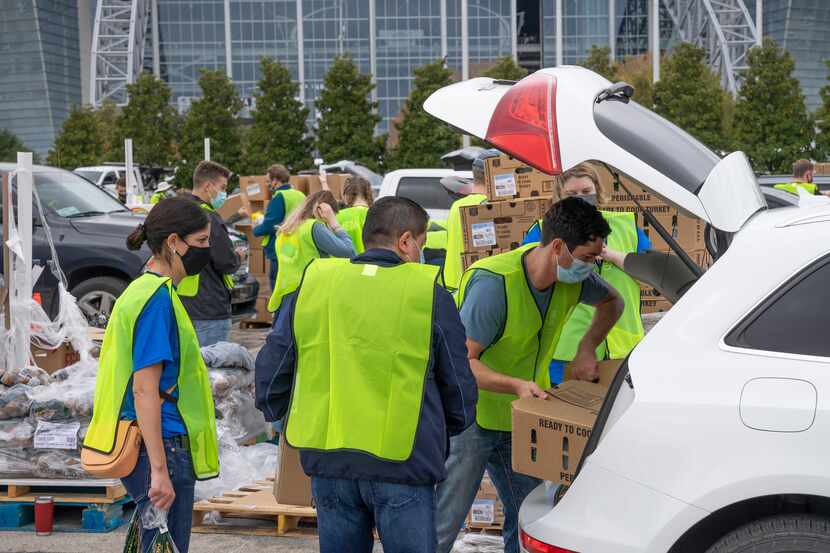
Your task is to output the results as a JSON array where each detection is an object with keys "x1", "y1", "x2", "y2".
[{"x1": 740, "y1": 378, "x2": 816, "y2": 432}]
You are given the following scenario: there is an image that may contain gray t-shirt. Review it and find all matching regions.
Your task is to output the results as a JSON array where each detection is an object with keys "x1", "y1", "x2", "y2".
[
  {"x1": 311, "y1": 222, "x2": 356, "y2": 258},
  {"x1": 459, "y1": 267, "x2": 612, "y2": 348}
]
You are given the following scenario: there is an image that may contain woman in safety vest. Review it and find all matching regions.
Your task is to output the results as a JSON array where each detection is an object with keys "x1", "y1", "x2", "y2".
[
  {"x1": 523, "y1": 163, "x2": 650, "y2": 384},
  {"x1": 268, "y1": 190, "x2": 355, "y2": 312},
  {"x1": 84, "y1": 198, "x2": 219, "y2": 553},
  {"x1": 336, "y1": 176, "x2": 373, "y2": 254}
]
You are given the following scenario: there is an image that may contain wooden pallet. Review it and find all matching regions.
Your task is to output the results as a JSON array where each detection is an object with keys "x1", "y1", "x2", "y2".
[
  {"x1": 466, "y1": 524, "x2": 504, "y2": 536},
  {"x1": 192, "y1": 479, "x2": 316, "y2": 537},
  {"x1": 0, "y1": 496, "x2": 130, "y2": 532},
  {"x1": 0, "y1": 478, "x2": 127, "y2": 504}
]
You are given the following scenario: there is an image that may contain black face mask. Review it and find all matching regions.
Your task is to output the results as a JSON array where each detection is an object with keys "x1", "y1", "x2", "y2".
[
  {"x1": 178, "y1": 244, "x2": 211, "y2": 276},
  {"x1": 577, "y1": 193, "x2": 598, "y2": 207}
]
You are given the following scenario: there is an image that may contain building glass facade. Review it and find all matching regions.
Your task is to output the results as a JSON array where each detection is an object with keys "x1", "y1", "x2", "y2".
[{"x1": 0, "y1": 0, "x2": 81, "y2": 156}]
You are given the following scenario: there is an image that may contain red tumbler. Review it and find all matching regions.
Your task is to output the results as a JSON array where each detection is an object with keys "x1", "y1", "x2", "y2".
[{"x1": 34, "y1": 496, "x2": 54, "y2": 536}]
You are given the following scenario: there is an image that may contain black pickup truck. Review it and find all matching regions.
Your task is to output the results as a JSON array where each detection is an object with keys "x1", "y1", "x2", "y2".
[{"x1": 0, "y1": 163, "x2": 257, "y2": 326}]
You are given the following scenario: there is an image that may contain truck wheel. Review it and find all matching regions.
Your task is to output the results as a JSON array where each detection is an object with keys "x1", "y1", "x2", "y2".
[
  {"x1": 706, "y1": 515, "x2": 830, "y2": 553},
  {"x1": 71, "y1": 276, "x2": 127, "y2": 328}
]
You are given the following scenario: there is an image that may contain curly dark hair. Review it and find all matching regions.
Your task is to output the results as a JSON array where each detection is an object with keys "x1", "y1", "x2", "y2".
[{"x1": 541, "y1": 196, "x2": 610, "y2": 250}]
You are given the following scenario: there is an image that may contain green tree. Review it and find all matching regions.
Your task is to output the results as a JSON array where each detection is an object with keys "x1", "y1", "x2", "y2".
[
  {"x1": 111, "y1": 73, "x2": 178, "y2": 166},
  {"x1": 315, "y1": 56, "x2": 384, "y2": 172},
  {"x1": 0, "y1": 129, "x2": 35, "y2": 163},
  {"x1": 615, "y1": 54, "x2": 654, "y2": 107},
  {"x1": 95, "y1": 100, "x2": 120, "y2": 161},
  {"x1": 733, "y1": 38, "x2": 814, "y2": 173},
  {"x1": 580, "y1": 45, "x2": 618, "y2": 81},
  {"x1": 176, "y1": 69, "x2": 243, "y2": 188},
  {"x1": 654, "y1": 43, "x2": 728, "y2": 152},
  {"x1": 244, "y1": 58, "x2": 312, "y2": 174},
  {"x1": 814, "y1": 59, "x2": 830, "y2": 160},
  {"x1": 47, "y1": 106, "x2": 107, "y2": 169},
  {"x1": 482, "y1": 56, "x2": 528, "y2": 81},
  {"x1": 387, "y1": 59, "x2": 459, "y2": 170}
]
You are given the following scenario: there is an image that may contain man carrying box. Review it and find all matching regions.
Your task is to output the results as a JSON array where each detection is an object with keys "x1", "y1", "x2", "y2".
[
  {"x1": 252, "y1": 164, "x2": 306, "y2": 290},
  {"x1": 254, "y1": 197, "x2": 478, "y2": 553},
  {"x1": 441, "y1": 149, "x2": 499, "y2": 292},
  {"x1": 436, "y1": 197, "x2": 624, "y2": 553}
]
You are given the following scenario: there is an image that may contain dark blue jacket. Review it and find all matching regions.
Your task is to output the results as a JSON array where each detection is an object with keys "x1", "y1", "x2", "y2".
[
  {"x1": 255, "y1": 248, "x2": 478, "y2": 485},
  {"x1": 252, "y1": 184, "x2": 291, "y2": 261}
]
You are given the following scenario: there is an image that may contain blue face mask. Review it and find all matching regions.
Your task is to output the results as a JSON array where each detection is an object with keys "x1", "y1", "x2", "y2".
[
  {"x1": 420, "y1": 249, "x2": 426, "y2": 264},
  {"x1": 557, "y1": 249, "x2": 595, "y2": 283},
  {"x1": 211, "y1": 190, "x2": 227, "y2": 209}
]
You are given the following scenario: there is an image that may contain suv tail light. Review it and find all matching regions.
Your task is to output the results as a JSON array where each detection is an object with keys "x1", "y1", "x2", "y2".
[
  {"x1": 485, "y1": 73, "x2": 562, "y2": 175},
  {"x1": 520, "y1": 530, "x2": 578, "y2": 553}
]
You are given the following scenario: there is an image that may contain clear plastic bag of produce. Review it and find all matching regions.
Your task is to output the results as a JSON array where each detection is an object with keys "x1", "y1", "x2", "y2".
[
  {"x1": 194, "y1": 433, "x2": 278, "y2": 501},
  {"x1": 0, "y1": 384, "x2": 33, "y2": 420},
  {"x1": 214, "y1": 389, "x2": 268, "y2": 444},
  {"x1": 0, "y1": 448, "x2": 36, "y2": 477},
  {"x1": 208, "y1": 368, "x2": 254, "y2": 398},
  {"x1": 201, "y1": 342, "x2": 255, "y2": 371},
  {"x1": 28, "y1": 359, "x2": 97, "y2": 422},
  {"x1": 32, "y1": 449, "x2": 88, "y2": 479},
  {"x1": 0, "y1": 419, "x2": 34, "y2": 448},
  {"x1": 451, "y1": 533, "x2": 505, "y2": 553}
]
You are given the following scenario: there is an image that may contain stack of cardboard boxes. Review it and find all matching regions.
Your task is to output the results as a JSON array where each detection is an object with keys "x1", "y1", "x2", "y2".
[
  {"x1": 458, "y1": 154, "x2": 557, "y2": 272},
  {"x1": 596, "y1": 168, "x2": 711, "y2": 314},
  {"x1": 466, "y1": 472, "x2": 505, "y2": 531},
  {"x1": 236, "y1": 176, "x2": 273, "y2": 325}
]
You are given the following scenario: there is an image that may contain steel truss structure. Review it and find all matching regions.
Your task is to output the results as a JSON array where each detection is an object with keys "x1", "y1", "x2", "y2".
[{"x1": 90, "y1": 0, "x2": 149, "y2": 106}]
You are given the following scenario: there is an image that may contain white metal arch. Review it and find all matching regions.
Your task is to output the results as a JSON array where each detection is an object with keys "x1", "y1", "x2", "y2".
[
  {"x1": 661, "y1": 0, "x2": 759, "y2": 95},
  {"x1": 90, "y1": 0, "x2": 150, "y2": 106}
]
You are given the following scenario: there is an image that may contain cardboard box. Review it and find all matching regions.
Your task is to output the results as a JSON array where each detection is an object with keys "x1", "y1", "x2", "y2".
[
  {"x1": 460, "y1": 248, "x2": 508, "y2": 272},
  {"x1": 30, "y1": 342, "x2": 80, "y2": 374},
  {"x1": 484, "y1": 154, "x2": 556, "y2": 201},
  {"x1": 240, "y1": 176, "x2": 271, "y2": 203},
  {"x1": 460, "y1": 197, "x2": 552, "y2": 253},
  {"x1": 273, "y1": 441, "x2": 313, "y2": 507},
  {"x1": 465, "y1": 474, "x2": 505, "y2": 529},
  {"x1": 288, "y1": 173, "x2": 348, "y2": 200},
  {"x1": 217, "y1": 193, "x2": 248, "y2": 220},
  {"x1": 562, "y1": 359, "x2": 623, "y2": 387},
  {"x1": 249, "y1": 297, "x2": 271, "y2": 322},
  {"x1": 248, "y1": 248, "x2": 266, "y2": 276},
  {"x1": 512, "y1": 379, "x2": 611, "y2": 485},
  {"x1": 235, "y1": 223, "x2": 263, "y2": 252}
]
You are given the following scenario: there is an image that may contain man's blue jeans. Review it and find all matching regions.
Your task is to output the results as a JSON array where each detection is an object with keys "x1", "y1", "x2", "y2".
[
  {"x1": 121, "y1": 439, "x2": 196, "y2": 553},
  {"x1": 436, "y1": 424, "x2": 542, "y2": 553},
  {"x1": 192, "y1": 318, "x2": 231, "y2": 347},
  {"x1": 312, "y1": 476, "x2": 436, "y2": 553}
]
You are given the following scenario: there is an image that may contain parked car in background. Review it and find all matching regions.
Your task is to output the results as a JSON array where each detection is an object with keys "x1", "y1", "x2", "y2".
[
  {"x1": 74, "y1": 164, "x2": 145, "y2": 198},
  {"x1": 425, "y1": 66, "x2": 830, "y2": 553},
  {"x1": 377, "y1": 168, "x2": 472, "y2": 221},
  {"x1": 1, "y1": 164, "x2": 257, "y2": 327}
]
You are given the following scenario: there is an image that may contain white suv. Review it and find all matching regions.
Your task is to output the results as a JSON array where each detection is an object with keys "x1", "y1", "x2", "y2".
[{"x1": 426, "y1": 66, "x2": 830, "y2": 552}]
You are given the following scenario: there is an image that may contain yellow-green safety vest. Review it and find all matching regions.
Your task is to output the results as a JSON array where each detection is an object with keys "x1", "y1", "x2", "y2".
[
  {"x1": 425, "y1": 220, "x2": 448, "y2": 252},
  {"x1": 150, "y1": 192, "x2": 165, "y2": 205},
  {"x1": 286, "y1": 258, "x2": 438, "y2": 461},
  {"x1": 83, "y1": 273, "x2": 219, "y2": 479},
  {"x1": 443, "y1": 193, "x2": 487, "y2": 292},
  {"x1": 177, "y1": 202, "x2": 235, "y2": 297},
  {"x1": 553, "y1": 211, "x2": 645, "y2": 361},
  {"x1": 457, "y1": 244, "x2": 583, "y2": 431},
  {"x1": 774, "y1": 181, "x2": 818, "y2": 195},
  {"x1": 336, "y1": 205, "x2": 369, "y2": 254},
  {"x1": 261, "y1": 188, "x2": 306, "y2": 248},
  {"x1": 268, "y1": 219, "x2": 320, "y2": 312}
]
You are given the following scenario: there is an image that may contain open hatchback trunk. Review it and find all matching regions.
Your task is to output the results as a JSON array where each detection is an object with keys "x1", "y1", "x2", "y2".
[{"x1": 423, "y1": 66, "x2": 766, "y2": 234}]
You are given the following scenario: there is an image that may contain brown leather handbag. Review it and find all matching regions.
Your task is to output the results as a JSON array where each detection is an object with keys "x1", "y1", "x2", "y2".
[
  {"x1": 81, "y1": 385, "x2": 177, "y2": 478},
  {"x1": 81, "y1": 419, "x2": 142, "y2": 478}
]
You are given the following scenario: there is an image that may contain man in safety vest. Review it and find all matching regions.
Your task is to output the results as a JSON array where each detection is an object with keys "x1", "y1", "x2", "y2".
[
  {"x1": 255, "y1": 197, "x2": 478, "y2": 553},
  {"x1": 252, "y1": 164, "x2": 305, "y2": 290},
  {"x1": 441, "y1": 149, "x2": 500, "y2": 292},
  {"x1": 179, "y1": 161, "x2": 243, "y2": 346},
  {"x1": 775, "y1": 159, "x2": 819, "y2": 196},
  {"x1": 436, "y1": 197, "x2": 624, "y2": 553}
]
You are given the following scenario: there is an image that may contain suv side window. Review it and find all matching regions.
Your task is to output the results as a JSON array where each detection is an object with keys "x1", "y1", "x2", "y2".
[
  {"x1": 396, "y1": 177, "x2": 454, "y2": 211},
  {"x1": 725, "y1": 254, "x2": 830, "y2": 357}
]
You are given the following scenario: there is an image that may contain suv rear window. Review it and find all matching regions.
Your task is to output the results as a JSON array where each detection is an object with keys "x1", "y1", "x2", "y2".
[
  {"x1": 594, "y1": 99, "x2": 720, "y2": 194},
  {"x1": 726, "y1": 254, "x2": 830, "y2": 357},
  {"x1": 395, "y1": 177, "x2": 455, "y2": 211}
]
